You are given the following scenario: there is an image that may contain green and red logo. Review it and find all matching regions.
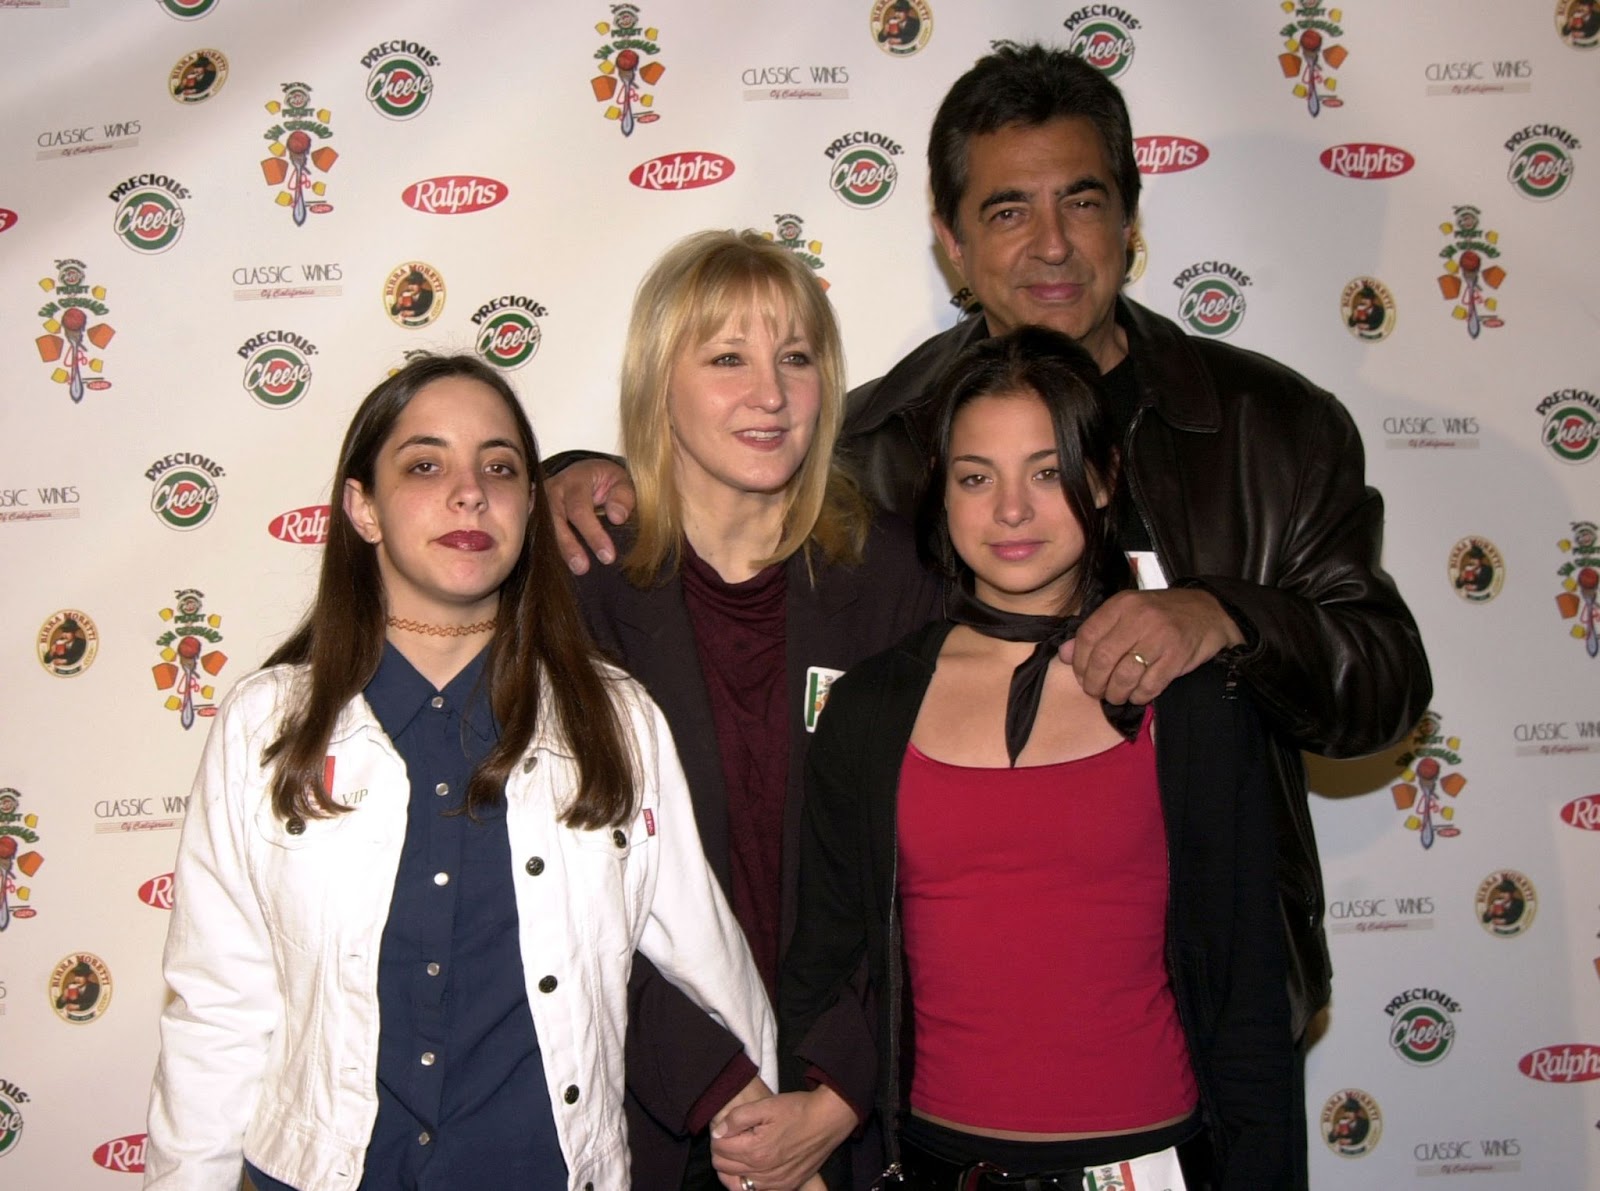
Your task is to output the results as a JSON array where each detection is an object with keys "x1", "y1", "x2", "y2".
[
  {"x1": 1505, "y1": 124, "x2": 1579, "y2": 200},
  {"x1": 1, "y1": 788, "x2": 45, "y2": 932},
  {"x1": 361, "y1": 39, "x2": 439, "y2": 121},
  {"x1": 1392, "y1": 712, "x2": 1467, "y2": 848},
  {"x1": 1278, "y1": 2, "x2": 1347, "y2": 116},
  {"x1": 472, "y1": 295, "x2": 546, "y2": 370},
  {"x1": 157, "y1": 0, "x2": 220, "y2": 19},
  {"x1": 1064, "y1": 5, "x2": 1140, "y2": 78},
  {"x1": 261, "y1": 83, "x2": 336, "y2": 225},
  {"x1": 1437, "y1": 205, "x2": 1506, "y2": 338},
  {"x1": 1385, "y1": 987, "x2": 1460, "y2": 1066},
  {"x1": 767, "y1": 214, "x2": 827, "y2": 288},
  {"x1": 592, "y1": 6, "x2": 665, "y2": 135},
  {"x1": 109, "y1": 173, "x2": 189, "y2": 254},
  {"x1": 0, "y1": 1078, "x2": 28, "y2": 1157},
  {"x1": 36, "y1": 259, "x2": 115, "y2": 401},
  {"x1": 146, "y1": 452, "x2": 224, "y2": 532},
  {"x1": 155, "y1": 589, "x2": 227, "y2": 729},
  {"x1": 239, "y1": 331, "x2": 317, "y2": 409},
  {"x1": 825, "y1": 130, "x2": 901, "y2": 208},
  {"x1": 1173, "y1": 260, "x2": 1250, "y2": 338},
  {"x1": 1538, "y1": 389, "x2": 1599, "y2": 464}
]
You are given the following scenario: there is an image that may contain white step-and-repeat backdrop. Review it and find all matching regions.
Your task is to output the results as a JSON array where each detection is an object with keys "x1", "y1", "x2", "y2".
[{"x1": 0, "y1": 0, "x2": 1595, "y2": 1185}]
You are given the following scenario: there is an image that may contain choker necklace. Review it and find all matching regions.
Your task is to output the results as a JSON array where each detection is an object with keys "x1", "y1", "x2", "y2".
[{"x1": 386, "y1": 616, "x2": 497, "y2": 638}]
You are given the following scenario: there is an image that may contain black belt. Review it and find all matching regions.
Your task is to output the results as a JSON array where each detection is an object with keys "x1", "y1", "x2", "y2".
[{"x1": 892, "y1": 1136, "x2": 1085, "y2": 1191}]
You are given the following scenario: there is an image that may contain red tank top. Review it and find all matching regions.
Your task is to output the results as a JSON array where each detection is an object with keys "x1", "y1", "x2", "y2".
[{"x1": 897, "y1": 710, "x2": 1198, "y2": 1132}]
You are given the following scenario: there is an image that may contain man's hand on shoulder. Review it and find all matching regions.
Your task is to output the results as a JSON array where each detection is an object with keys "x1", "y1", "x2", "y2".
[
  {"x1": 1063, "y1": 587, "x2": 1247, "y2": 704},
  {"x1": 543, "y1": 458, "x2": 635, "y2": 574}
]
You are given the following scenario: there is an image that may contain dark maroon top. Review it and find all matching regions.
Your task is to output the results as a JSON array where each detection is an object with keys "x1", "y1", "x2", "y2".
[{"x1": 681, "y1": 543, "x2": 789, "y2": 1000}]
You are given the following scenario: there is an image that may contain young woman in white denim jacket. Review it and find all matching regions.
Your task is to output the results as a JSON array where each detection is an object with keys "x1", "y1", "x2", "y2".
[{"x1": 144, "y1": 354, "x2": 775, "y2": 1191}]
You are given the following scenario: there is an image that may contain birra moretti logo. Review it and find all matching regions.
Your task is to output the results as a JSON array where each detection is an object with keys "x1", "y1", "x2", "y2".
[
  {"x1": 1506, "y1": 124, "x2": 1579, "y2": 200},
  {"x1": 239, "y1": 331, "x2": 316, "y2": 409},
  {"x1": 1173, "y1": 261, "x2": 1250, "y2": 338},
  {"x1": 361, "y1": 39, "x2": 438, "y2": 120},
  {"x1": 473, "y1": 296, "x2": 546, "y2": 371},
  {"x1": 146, "y1": 453, "x2": 223, "y2": 531},
  {"x1": 1063, "y1": 5, "x2": 1140, "y2": 78},
  {"x1": 1520, "y1": 1043, "x2": 1600, "y2": 1082},
  {"x1": 1538, "y1": 389, "x2": 1599, "y2": 464},
  {"x1": 1386, "y1": 988, "x2": 1459, "y2": 1065},
  {"x1": 824, "y1": 130, "x2": 901, "y2": 208},
  {"x1": 109, "y1": 173, "x2": 189, "y2": 254}
]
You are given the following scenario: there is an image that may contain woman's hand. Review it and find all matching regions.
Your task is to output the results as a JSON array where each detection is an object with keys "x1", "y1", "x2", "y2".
[
  {"x1": 711, "y1": 1084, "x2": 857, "y2": 1191},
  {"x1": 543, "y1": 457, "x2": 635, "y2": 573}
]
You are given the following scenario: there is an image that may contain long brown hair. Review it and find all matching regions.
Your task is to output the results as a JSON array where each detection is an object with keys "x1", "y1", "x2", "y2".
[{"x1": 263, "y1": 354, "x2": 636, "y2": 828}]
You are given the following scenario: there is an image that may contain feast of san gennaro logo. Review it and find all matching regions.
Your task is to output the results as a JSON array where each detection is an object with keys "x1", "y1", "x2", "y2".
[
  {"x1": 138, "y1": 872, "x2": 175, "y2": 910},
  {"x1": 1278, "y1": 2, "x2": 1347, "y2": 115},
  {"x1": 361, "y1": 38, "x2": 439, "y2": 121},
  {"x1": 1392, "y1": 711, "x2": 1467, "y2": 849},
  {"x1": 36, "y1": 259, "x2": 114, "y2": 401},
  {"x1": 1520, "y1": 1043, "x2": 1600, "y2": 1081},
  {"x1": 384, "y1": 261, "x2": 445, "y2": 329},
  {"x1": 109, "y1": 173, "x2": 188, "y2": 254},
  {"x1": 765, "y1": 214, "x2": 828, "y2": 289},
  {"x1": 260, "y1": 83, "x2": 335, "y2": 226},
  {"x1": 37, "y1": 610, "x2": 98, "y2": 678},
  {"x1": 1557, "y1": 0, "x2": 1600, "y2": 49},
  {"x1": 473, "y1": 295, "x2": 546, "y2": 371},
  {"x1": 268, "y1": 505, "x2": 331, "y2": 545},
  {"x1": 1448, "y1": 536, "x2": 1504, "y2": 604},
  {"x1": 50, "y1": 951, "x2": 111, "y2": 1024},
  {"x1": 873, "y1": 0, "x2": 932, "y2": 57},
  {"x1": 825, "y1": 130, "x2": 901, "y2": 209},
  {"x1": 1134, "y1": 135, "x2": 1208, "y2": 175},
  {"x1": 146, "y1": 452, "x2": 224, "y2": 531},
  {"x1": 1538, "y1": 389, "x2": 1600, "y2": 464},
  {"x1": 0, "y1": 1077, "x2": 27, "y2": 1157},
  {"x1": 1476, "y1": 868, "x2": 1536, "y2": 938},
  {"x1": 0, "y1": 789, "x2": 44, "y2": 931},
  {"x1": 1384, "y1": 986, "x2": 1460, "y2": 1066},
  {"x1": 1064, "y1": 4, "x2": 1139, "y2": 78},
  {"x1": 1340, "y1": 276, "x2": 1395, "y2": 342},
  {"x1": 156, "y1": 0, "x2": 219, "y2": 18},
  {"x1": 592, "y1": 5, "x2": 663, "y2": 135},
  {"x1": 1172, "y1": 260, "x2": 1250, "y2": 338},
  {"x1": 1436, "y1": 205, "x2": 1505, "y2": 337},
  {"x1": 239, "y1": 330, "x2": 316, "y2": 409},
  {"x1": 154, "y1": 589, "x2": 227, "y2": 729},
  {"x1": 1505, "y1": 123, "x2": 1579, "y2": 201},
  {"x1": 401, "y1": 176, "x2": 507, "y2": 215},
  {"x1": 169, "y1": 49, "x2": 228, "y2": 103},
  {"x1": 1555, "y1": 520, "x2": 1600, "y2": 657},
  {"x1": 1320, "y1": 1088, "x2": 1382, "y2": 1158}
]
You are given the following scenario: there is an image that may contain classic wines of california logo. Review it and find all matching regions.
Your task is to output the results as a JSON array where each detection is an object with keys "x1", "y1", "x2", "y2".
[
  {"x1": 592, "y1": 5, "x2": 664, "y2": 135},
  {"x1": 825, "y1": 130, "x2": 902, "y2": 208},
  {"x1": 1505, "y1": 123, "x2": 1579, "y2": 201},
  {"x1": 1476, "y1": 869, "x2": 1536, "y2": 938},
  {"x1": 1448, "y1": 536, "x2": 1503, "y2": 604},
  {"x1": 36, "y1": 259, "x2": 114, "y2": 401},
  {"x1": 51, "y1": 951, "x2": 111, "y2": 1024},
  {"x1": 1538, "y1": 389, "x2": 1600, "y2": 464},
  {"x1": 1172, "y1": 261, "x2": 1250, "y2": 338},
  {"x1": 146, "y1": 452, "x2": 224, "y2": 531},
  {"x1": 1321, "y1": 1088, "x2": 1381, "y2": 1158},
  {"x1": 0, "y1": 789, "x2": 45, "y2": 931},
  {"x1": 1278, "y1": 2, "x2": 1347, "y2": 115},
  {"x1": 384, "y1": 262, "x2": 445, "y2": 329},
  {"x1": 472, "y1": 295, "x2": 547, "y2": 371},
  {"x1": 873, "y1": 0, "x2": 933, "y2": 57},
  {"x1": 1554, "y1": 521, "x2": 1599, "y2": 657},
  {"x1": 239, "y1": 330, "x2": 316, "y2": 409},
  {"x1": 1064, "y1": 5, "x2": 1139, "y2": 78},
  {"x1": 1392, "y1": 712, "x2": 1467, "y2": 848},
  {"x1": 1385, "y1": 987, "x2": 1460, "y2": 1066},
  {"x1": 765, "y1": 214, "x2": 827, "y2": 288},
  {"x1": 260, "y1": 83, "x2": 336, "y2": 226},
  {"x1": 1341, "y1": 277, "x2": 1395, "y2": 342},
  {"x1": 169, "y1": 49, "x2": 228, "y2": 103},
  {"x1": 361, "y1": 38, "x2": 439, "y2": 120},
  {"x1": 153, "y1": 589, "x2": 227, "y2": 729},
  {"x1": 1437, "y1": 205, "x2": 1505, "y2": 337},
  {"x1": 37, "y1": 610, "x2": 98, "y2": 678}
]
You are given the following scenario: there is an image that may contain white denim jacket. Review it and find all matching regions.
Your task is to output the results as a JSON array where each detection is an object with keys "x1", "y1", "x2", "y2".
[{"x1": 144, "y1": 663, "x2": 776, "y2": 1191}]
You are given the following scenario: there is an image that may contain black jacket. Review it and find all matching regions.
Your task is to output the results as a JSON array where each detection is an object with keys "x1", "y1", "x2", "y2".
[
  {"x1": 574, "y1": 518, "x2": 941, "y2": 1189},
  {"x1": 780, "y1": 620, "x2": 1296, "y2": 1189},
  {"x1": 838, "y1": 297, "x2": 1432, "y2": 1034}
]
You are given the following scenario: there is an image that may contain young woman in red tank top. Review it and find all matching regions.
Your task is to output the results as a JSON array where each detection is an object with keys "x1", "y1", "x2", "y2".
[{"x1": 779, "y1": 326, "x2": 1295, "y2": 1190}]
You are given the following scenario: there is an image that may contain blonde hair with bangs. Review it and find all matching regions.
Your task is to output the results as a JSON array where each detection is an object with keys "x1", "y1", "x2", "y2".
[{"x1": 619, "y1": 229, "x2": 866, "y2": 585}]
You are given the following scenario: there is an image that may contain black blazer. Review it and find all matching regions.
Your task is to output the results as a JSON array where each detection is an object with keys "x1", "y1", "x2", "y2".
[{"x1": 574, "y1": 516, "x2": 941, "y2": 1188}]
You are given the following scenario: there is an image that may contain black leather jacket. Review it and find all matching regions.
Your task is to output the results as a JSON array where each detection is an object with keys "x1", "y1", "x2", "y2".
[{"x1": 837, "y1": 296, "x2": 1433, "y2": 1035}]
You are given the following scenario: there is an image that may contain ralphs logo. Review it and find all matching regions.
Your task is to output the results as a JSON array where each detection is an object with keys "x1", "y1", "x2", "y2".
[
  {"x1": 825, "y1": 130, "x2": 902, "y2": 208},
  {"x1": 472, "y1": 295, "x2": 547, "y2": 371},
  {"x1": 402, "y1": 176, "x2": 506, "y2": 215},
  {"x1": 1519, "y1": 1043, "x2": 1600, "y2": 1082},
  {"x1": 239, "y1": 330, "x2": 316, "y2": 409},
  {"x1": 108, "y1": 173, "x2": 190, "y2": 254},
  {"x1": 1321, "y1": 143, "x2": 1414, "y2": 180},
  {"x1": 1505, "y1": 123, "x2": 1580, "y2": 201},
  {"x1": 1134, "y1": 135, "x2": 1207, "y2": 174},
  {"x1": 1559, "y1": 793, "x2": 1600, "y2": 829},
  {"x1": 629, "y1": 151, "x2": 732, "y2": 190},
  {"x1": 92, "y1": 1132, "x2": 146, "y2": 1172},
  {"x1": 269, "y1": 505, "x2": 331, "y2": 544},
  {"x1": 1172, "y1": 260, "x2": 1250, "y2": 338},
  {"x1": 138, "y1": 872, "x2": 175, "y2": 910},
  {"x1": 1064, "y1": 5, "x2": 1140, "y2": 79}
]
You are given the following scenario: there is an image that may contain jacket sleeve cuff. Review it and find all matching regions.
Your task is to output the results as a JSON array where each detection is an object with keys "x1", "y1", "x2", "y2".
[{"x1": 685, "y1": 1053, "x2": 760, "y2": 1134}]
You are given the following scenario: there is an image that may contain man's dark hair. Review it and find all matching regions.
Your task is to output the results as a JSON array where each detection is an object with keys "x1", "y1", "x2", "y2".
[{"x1": 928, "y1": 42, "x2": 1141, "y2": 237}]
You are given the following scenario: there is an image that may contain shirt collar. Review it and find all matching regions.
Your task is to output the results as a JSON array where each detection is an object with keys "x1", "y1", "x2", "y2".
[{"x1": 363, "y1": 641, "x2": 496, "y2": 744}]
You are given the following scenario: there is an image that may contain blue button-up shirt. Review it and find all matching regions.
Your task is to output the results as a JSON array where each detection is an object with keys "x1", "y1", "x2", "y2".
[{"x1": 247, "y1": 643, "x2": 564, "y2": 1190}]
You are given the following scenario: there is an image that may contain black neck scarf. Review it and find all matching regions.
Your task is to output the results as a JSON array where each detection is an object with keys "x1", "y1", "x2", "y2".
[{"x1": 945, "y1": 580, "x2": 1143, "y2": 767}]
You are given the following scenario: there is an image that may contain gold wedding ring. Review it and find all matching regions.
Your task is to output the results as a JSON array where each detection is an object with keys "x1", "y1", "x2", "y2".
[
  {"x1": 1131, "y1": 652, "x2": 1150, "y2": 666},
  {"x1": 741, "y1": 1178, "x2": 758, "y2": 1191}
]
